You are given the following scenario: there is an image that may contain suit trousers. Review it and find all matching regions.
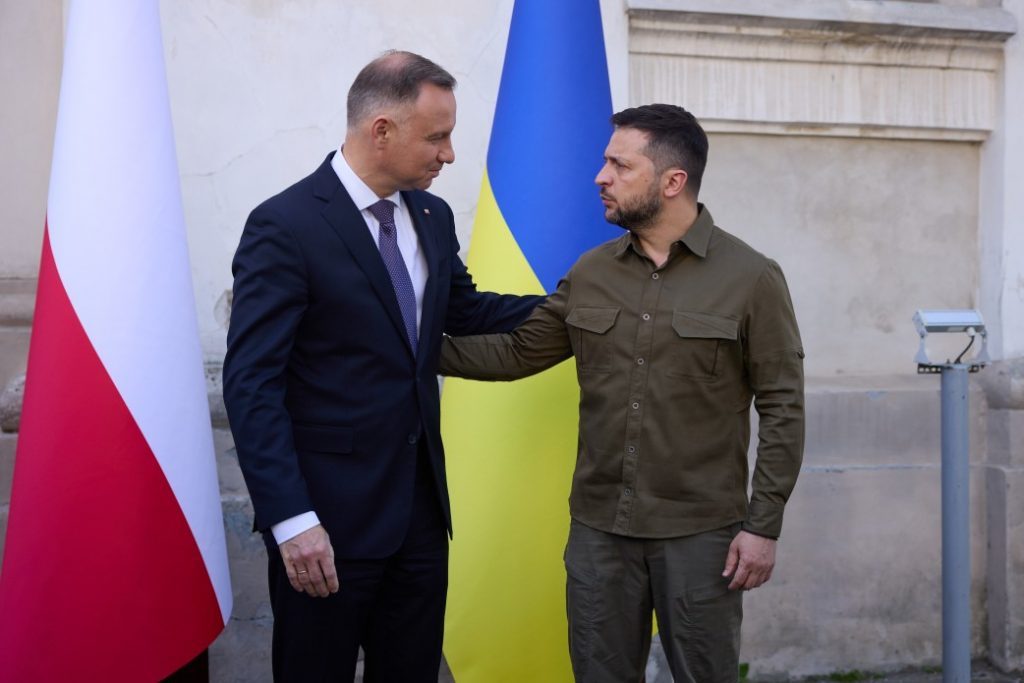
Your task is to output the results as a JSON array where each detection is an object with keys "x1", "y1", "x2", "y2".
[
  {"x1": 266, "y1": 444, "x2": 449, "y2": 683},
  {"x1": 564, "y1": 519, "x2": 743, "y2": 683}
]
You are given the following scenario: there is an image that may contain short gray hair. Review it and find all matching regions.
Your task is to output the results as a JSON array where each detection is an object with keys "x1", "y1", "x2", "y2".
[{"x1": 347, "y1": 50, "x2": 456, "y2": 127}]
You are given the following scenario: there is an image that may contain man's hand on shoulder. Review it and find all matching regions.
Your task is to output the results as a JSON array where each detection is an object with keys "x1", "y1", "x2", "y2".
[
  {"x1": 722, "y1": 530, "x2": 776, "y2": 591},
  {"x1": 279, "y1": 524, "x2": 340, "y2": 598}
]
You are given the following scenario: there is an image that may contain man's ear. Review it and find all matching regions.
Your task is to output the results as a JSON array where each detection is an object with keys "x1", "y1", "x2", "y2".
[
  {"x1": 370, "y1": 116, "x2": 392, "y2": 147},
  {"x1": 663, "y1": 168, "x2": 689, "y2": 199}
]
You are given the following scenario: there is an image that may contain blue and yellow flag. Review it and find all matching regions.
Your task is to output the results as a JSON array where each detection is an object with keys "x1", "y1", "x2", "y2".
[{"x1": 441, "y1": 1, "x2": 618, "y2": 680}]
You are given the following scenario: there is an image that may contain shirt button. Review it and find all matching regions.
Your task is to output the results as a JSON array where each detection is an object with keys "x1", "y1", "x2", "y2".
[
  {"x1": 628, "y1": 446, "x2": 636, "y2": 453},
  {"x1": 651, "y1": 273, "x2": 660, "y2": 280},
  {"x1": 632, "y1": 401, "x2": 640, "y2": 410},
  {"x1": 637, "y1": 358, "x2": 644, "y2": 365},
  {"x1": 642, "y1": 313, "x2": 651, "y2": 321},
  {"x1": 624, "y1": 488, "x2": 632, "y2": 496}
]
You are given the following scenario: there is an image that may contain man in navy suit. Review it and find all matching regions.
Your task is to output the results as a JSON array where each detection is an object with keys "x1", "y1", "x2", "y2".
[{"x1": 223, "y1": 51, "x2": 541, "y2": 682}]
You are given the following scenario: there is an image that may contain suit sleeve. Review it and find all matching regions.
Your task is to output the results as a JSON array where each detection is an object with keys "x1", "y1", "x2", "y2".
[
  {"x1": 222, "y1": 205, "x2": 314, "y2": 532},
  {"x1": 441, "y1": 203, "x2": 544, "y2": 335}
]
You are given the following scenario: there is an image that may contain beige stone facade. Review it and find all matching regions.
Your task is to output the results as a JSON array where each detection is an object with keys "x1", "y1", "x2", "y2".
[{"x1": 1, "y1": 0, "x2": 1022, "y2": 679}]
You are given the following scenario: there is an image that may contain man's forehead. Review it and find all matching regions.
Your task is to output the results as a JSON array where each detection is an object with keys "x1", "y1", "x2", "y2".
[
  {"x1": 605, "y1": 127, "x2": 649, "y2": 156},
  {"x1": 408, "y1": 86, "x2": 455, "y2": 120},
  {"x1": 413, "y1": 84, "x2": 455, "y2": 109}
]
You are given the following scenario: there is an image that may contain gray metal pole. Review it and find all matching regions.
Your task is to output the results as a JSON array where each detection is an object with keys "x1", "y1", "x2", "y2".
[{"x1": 941, "y1": 364, "x2": 971, "y2": 683}]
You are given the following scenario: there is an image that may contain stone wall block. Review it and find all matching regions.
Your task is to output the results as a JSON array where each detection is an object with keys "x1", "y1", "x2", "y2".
[
  {"x1": 1005, "y1": 470, "x2": 1024, "y2": 670},
  {"x1": 742, "y1": 466, "x2": 989, "y2": 677},
  {"x1": 209, "y1": 495, "x2": 272, "y2": 682},
  {"x1": 0, "y1": 433, "x2": 15, "y2": 507},
  {"x1": 206, "y1": 361, "x2": 229, "y2": 429},
  {"x1": 0, "y1": 504, "x2": 7, "y2": 571},
  {"x1": 0, "y1": 374, "x2": 23, "y2": 434},
  {"x1": 0, "y1": 327, "x2": 30, "y2": 396},
  {"x1": 979, "y1": 358, "x2": 1024, "y2": 411},
  {"x1": 798, "y1": 382, "x2": 988, "y2": 468},
  {"x1": 987, "y1": 408, "x2": 1024, "y2": 467},
  {"x1": 752, "y1": 381, "x2": 988, "y2": 470},
  {"x1": 987, "y1": 466, "x2": 1024, "y2": 671},
  {"x1": 214, "y1": 428, "x2": 246, "y2": 497},
  {"x1": 0, "y1": 279, "x2": 34, "y2": 391}
]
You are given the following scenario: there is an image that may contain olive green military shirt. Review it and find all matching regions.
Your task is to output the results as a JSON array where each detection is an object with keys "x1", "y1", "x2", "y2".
[{"x1": 440, "y1": 205, "x2": 804, "y2": 539}]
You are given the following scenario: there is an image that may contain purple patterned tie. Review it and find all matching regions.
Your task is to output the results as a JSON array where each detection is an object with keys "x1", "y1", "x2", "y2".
[{"x1": 368, "y1": 199, "x2": 418, "y2": 352}]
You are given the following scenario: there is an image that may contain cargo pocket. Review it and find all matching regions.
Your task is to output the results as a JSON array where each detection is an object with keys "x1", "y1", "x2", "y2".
[
  {"x1": 566, "y1": 306, "x2": 619, "y2": 373},
  {"x1": 668, "y1": 311, "x2": 738, "y2": 380}
]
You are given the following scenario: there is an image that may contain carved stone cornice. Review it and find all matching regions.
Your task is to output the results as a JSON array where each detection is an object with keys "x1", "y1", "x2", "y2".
[{"x1": 627, "y1": 0, "x2": 1017, "y2": 140}]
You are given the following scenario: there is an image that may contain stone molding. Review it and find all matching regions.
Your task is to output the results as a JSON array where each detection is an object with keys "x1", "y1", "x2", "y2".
[
  {"x1": 628, "y1": 0, "x2": 1017, "y2": 40},
  {"x1": 627, "y1": 0, "x2": 1017, "y2": 140}
]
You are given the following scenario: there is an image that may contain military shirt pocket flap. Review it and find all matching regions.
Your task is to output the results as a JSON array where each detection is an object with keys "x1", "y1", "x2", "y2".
[
  {"x1": 565, "y1": 306, "x2": 620, "y2": 334},
  {"x1": 292, "y1": 424, "x2": 354, "y2": 454},
  {"x1": 671, "y1": 311, "x2": 738, "y2": 340}
]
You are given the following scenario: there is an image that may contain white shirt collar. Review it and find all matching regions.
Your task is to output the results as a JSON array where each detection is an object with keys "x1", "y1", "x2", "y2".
[{"x1": 331, "y1": 148, "x2": 402, "y2": 211}]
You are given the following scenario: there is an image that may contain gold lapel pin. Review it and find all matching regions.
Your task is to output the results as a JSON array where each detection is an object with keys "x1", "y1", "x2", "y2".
[{"x1": 423, "y1": 208, "x2": 431, "y2": 215}]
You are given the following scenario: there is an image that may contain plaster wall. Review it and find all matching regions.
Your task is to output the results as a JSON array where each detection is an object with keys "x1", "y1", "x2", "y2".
[
  {"x1": 979, "y1": 0, "x2": 1024, "y2": 359},
  {"x1": 0, "y1": 0, "x2": 61, "y2": 277},
  {"x1": 700, "y1": 134, "x2": 981, "y2": 378},
  {"x1": 740, "y1": 379, "x2": 991, "y2": 677},
  {"x1": 0, "y1": 0, "x2": 631, "y2": 359},
  {"x1": 158, "y1": 0, "x2": 631, "y2": 357}
]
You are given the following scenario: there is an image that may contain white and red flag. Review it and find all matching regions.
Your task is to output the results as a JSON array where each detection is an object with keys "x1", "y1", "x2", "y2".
[{"x1": 0, "y1": 1, "x2": 232, "y2": 680}]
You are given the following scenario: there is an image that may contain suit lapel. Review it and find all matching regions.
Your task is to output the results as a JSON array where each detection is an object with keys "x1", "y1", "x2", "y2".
[
  {"x1": 314, "y1": 155, "x2": 414, "y2": 357},
  {"x1": 403, "y1": 191, "x2": 441, "y2": 363}
]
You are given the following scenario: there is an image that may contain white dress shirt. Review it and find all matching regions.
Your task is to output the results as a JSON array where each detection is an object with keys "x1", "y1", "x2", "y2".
[{"x1": 271, "y1": 149, "x2": 429, "y2": 545}]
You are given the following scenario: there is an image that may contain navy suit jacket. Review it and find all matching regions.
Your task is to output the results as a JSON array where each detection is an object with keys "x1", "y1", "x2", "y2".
[{"x1": 223, "y1": 152, "x2": 541, "y2": 559}]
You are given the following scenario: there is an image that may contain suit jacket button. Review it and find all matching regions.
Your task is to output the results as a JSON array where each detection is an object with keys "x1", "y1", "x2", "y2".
[{"x1": 407, "y1": 434, "x2": 418, "y2": 444}]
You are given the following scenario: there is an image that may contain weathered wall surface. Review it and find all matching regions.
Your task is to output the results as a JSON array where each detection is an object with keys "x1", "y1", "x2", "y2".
[
  {"x1": 0, "y1": 0, "x2": 61, "y2": 279},
  {"x1": 702, "y1": 134, "x2": 980, "y2": 378}
]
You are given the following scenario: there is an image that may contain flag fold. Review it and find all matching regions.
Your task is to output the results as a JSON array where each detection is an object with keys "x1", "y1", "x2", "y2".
[
  {"x1": 0, "y1": 2, "x2": 231, "y2": 680},
  {"x1": 442, "y1": 1, "x2": 617, "y2": 680}
]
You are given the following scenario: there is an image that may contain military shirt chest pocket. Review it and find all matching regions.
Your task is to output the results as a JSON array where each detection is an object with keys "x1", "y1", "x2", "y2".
[
  {"x1": 668, "y1": 311, "x2": 738, "y2": 381},
  {"x1": 566, "y1": 306, "x2": 620, "y2": 373}
]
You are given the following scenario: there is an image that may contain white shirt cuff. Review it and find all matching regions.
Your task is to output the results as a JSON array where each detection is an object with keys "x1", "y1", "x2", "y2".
[{"x1": 271, "y1": 511, "x2": 321, "y2": 545}]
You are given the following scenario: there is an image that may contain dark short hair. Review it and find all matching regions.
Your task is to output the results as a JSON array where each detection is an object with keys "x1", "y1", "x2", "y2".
[
  {"x1": 611, "y1": 104, "x2": 709, "y2": 197},
  {"x1": 347, "y1": 50, "x2": 456, "y2": 127}
]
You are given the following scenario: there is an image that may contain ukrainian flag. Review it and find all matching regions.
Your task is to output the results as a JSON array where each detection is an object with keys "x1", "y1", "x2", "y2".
[{"x1": 441, "y1": 1, "x2": 618, "y2": 680}]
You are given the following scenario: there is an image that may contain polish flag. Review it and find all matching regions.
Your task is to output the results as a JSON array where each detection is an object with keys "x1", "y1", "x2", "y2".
[{"x1": 0, "y1": 2, "x2": 232, "y2": 680}]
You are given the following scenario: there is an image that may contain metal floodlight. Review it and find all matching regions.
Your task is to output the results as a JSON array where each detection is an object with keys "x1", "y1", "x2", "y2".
[
  {"x1": 913, "y1": 309, "x2": 985, "y2": 334},
  {"x1": 913, "y1": 309, "x2": 989, "y2": 371},
  {"x1": 912, "y1": 308, "x2": 989, "y2": 682}
]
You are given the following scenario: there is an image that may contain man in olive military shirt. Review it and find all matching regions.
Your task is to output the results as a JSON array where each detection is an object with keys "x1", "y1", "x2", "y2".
[{"x1": 440, "y1": 104, "x2": 804, "y2": 683}]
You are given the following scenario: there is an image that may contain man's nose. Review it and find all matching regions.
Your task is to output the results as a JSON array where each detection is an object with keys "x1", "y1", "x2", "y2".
[{"x1": 440, "y1": 141, "x2": 455, "y2": 165}]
